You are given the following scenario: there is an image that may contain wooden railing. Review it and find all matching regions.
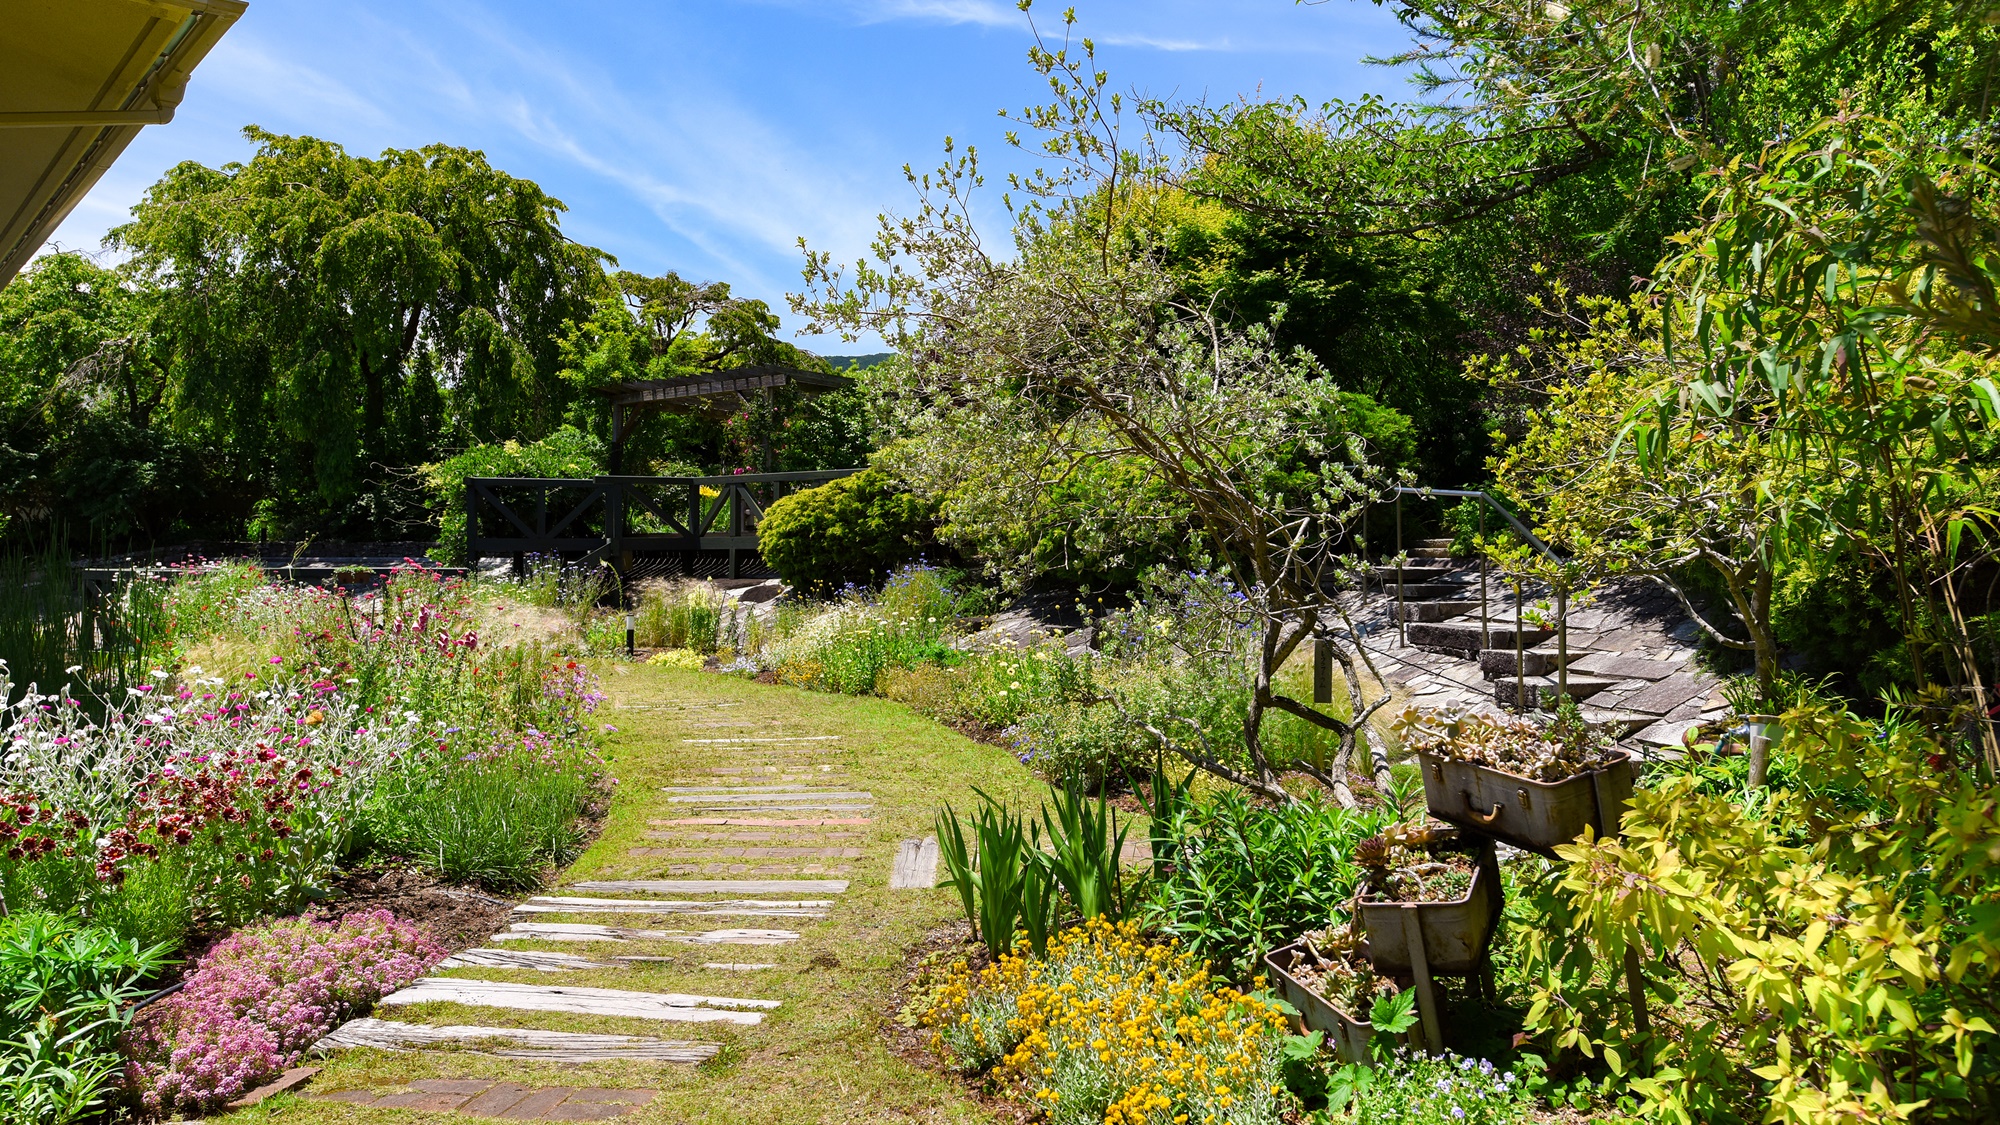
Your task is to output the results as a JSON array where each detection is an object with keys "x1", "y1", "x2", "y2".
[{"x1": 463, "y1": 470, "x2": 861, "y2": 572}]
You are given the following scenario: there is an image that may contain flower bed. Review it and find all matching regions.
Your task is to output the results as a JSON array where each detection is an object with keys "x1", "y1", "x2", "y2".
[
  {"x1": 125, "y1": 910, "x2": 442, "y2": 1114},
  {"x1": 922, "y1": 917, "x2": 1294, "y2": 1125}
]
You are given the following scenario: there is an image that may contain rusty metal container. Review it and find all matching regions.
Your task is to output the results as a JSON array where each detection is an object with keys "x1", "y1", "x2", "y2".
[
  {"x1": 1357, "y1": 835, "x2": 1501, "y2": 978},
  {"x1": 1418, "y1": 749, "x2": 1634, "y2": 858},
  {"x1": 1263, "y1": 940, "x2": 1403, "y2": 1065}
]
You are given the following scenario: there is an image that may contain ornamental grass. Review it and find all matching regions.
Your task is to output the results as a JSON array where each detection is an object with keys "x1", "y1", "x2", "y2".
[{"x1": 922, "y1": 917, "x2": 1293, "y2": 1125}]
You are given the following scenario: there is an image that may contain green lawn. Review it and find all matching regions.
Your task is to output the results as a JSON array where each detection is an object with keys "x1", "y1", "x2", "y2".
[{"x1": 240, "y1": 664, "x2": 1048, "y2": 1124}]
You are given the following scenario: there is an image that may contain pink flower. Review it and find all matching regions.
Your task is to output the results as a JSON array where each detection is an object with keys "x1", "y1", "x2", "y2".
[{"x1": 125, "y1": 911, "x2": 443, "y2": 1113}]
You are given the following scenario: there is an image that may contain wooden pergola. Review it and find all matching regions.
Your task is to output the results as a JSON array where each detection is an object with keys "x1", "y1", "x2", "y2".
[{"x1": 600, "y1": 364, "x2": 853, "y2": 473}]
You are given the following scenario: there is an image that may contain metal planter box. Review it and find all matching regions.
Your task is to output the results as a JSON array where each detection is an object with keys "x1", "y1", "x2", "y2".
[
  {"x1": 1418, "y1": 749, "x2": 1634, "y2": 858},
  {"x1": 1263, "y1": 940, "x2": 1400, "y2": 1065},
  {"x1": 1357, "y1": 836, "x2": 1501, "y2": 978}
]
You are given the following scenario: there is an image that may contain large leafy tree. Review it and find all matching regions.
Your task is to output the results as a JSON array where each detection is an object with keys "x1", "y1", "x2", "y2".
[
  {"x1": 0, "y1": 253, "x2": 211, "y2": 541},
  {"x1": 111, "y1": 128, "x2": 606, "y2": 531},
  {"x1": 553, "y1": 269, "x2": 870, "y2": 475},
  {"x1": 796, "y1": 30, "x2": 1408, "y2": 804}
]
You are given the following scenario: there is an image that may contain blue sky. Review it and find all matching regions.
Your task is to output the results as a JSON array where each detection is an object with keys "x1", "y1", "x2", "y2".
[{"x1": 45, "y1": 1, "x2": 1417, "y2": 351}]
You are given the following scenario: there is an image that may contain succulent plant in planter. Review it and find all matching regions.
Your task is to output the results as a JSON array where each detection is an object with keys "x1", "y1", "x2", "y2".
[
  {"x1": 1290, "y1": 926, "x2": 1397, "y2": 1014},
  {"x1": 1355, "y1": 822, "x2": 1477, "y2": 906},
  {"x1": 1262, "y1": 924, "x2": 1407, "y2": 1064},
  {"x1": 1397, "y1": 697, "x2": 1614, "y2": 783},
  {"x1": 1395, "y1": 700, "x2": 1634, "y2": 856}
]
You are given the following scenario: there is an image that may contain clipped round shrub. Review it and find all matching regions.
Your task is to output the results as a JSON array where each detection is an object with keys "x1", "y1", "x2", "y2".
[{"x1": 757, "y1": 468, "x2": 939, "y2": 592}]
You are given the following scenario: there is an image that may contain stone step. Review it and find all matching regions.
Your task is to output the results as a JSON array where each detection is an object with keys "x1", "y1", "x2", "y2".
[
  {"x1": 660, "y1": 784, "x2": 856, "y2": 795},
  {"x1": 890, "y1": 836, "x2": 940, "y2": 890},
  {"x1": 1492, "y1": 675, "x2": 1621, "y2": 710},
  {"x1": 1391, "y1": 582, "x2": 1478, "y2": 601},
  {"x1": 679, "y1": 735, "x2": 842, "y2": 744},
  {"x1": 569, "y1": 878, "x2": 849, "y2": 895},
  {"x1": 515, "y1": 896, "x2": 829, "y2": 918},
  {"x1": 1407, "y1": 621, "x2": 1553, "y2": 659},
  {"x1": 315, "y1": 1019, "x2": 715, "y2": 1064},
  {"x1": 1393, "y1": 600, "x2": 1480, "y2": 624},
  {"x1": 642, "y1": 830, "x2": 865, "y2": 842},
  {"x1": 629, "y1": 845, "x2": 863, "y2": 859},
  {"x1": 1580, "y1": 706, "x2": 1657, "y2": 737},
  {"x1": 493, "y1": 923, "x2": 799, "y2": 945},
  {"x1": 675, "y1": 804, "x2": 874, "y2": 815},
  {"x1": 650, "y1": 817, "x2": 873, "y2": 828},
  {"x1": 377, "y1": 978, "x2": 775, "y2": 1026},
  {"x1": 437, "y1": 948, "x2": 613, "y2": 972},
  {"x1": 1414, "y1": 537, "x2": 1454, "y2": 548},
  {"x1": 1371, "y1": 564, "x2": 1456, "y2": 583},
  {"x1": 1479, "y1": 646, "x2": 1593, "y2": 680},
  {"x1": 664, "y1": 790, "x2": 872, "y2": 804},
  {"x1": 1409, "y1": 545, "x2": 1454, "y2": 559}
]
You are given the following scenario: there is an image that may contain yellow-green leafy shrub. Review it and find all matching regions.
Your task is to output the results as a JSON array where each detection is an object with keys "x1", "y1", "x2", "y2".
[{"x1": 1518, "y1": 705, "x2": 2000, "y2": 1124}]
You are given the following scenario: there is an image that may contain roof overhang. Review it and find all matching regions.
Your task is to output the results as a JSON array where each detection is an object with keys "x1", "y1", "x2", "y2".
[
  {"x1": 0, "y1": 0, "x2": 247, "y2": 286},
  {"x1": 599, "y1": 365, "x2": 855, "y2": 411}
]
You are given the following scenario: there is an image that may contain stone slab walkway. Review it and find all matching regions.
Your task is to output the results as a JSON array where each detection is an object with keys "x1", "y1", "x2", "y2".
[{"x1": 294, "y1": 663, "x2": 1039, "y2": 1122}]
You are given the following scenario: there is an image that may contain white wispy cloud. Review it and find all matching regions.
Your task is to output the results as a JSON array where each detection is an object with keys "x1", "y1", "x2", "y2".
[
  {"x1": 385, "y1": 3, "x2": 890, "y2": 299},
  {"x1": 196, "y1": 35, "x2": 393, "y2": 133},
  {"x1": 855, "y1": 0, "x2": 1020, "y2": 27}
]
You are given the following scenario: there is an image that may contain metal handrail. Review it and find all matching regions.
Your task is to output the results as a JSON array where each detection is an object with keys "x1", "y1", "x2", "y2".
[{"x1": 1381, "y1": 486, "x2": 1572, "y2": 714}]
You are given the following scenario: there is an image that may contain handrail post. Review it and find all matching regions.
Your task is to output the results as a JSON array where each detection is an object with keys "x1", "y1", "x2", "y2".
[
  {"x1": 1396, "y1": 493, "x2": 1405, "y2": 646},
  {"x1": 1478, "y1": 506, "x2": 1489, "y2": 652},
  {"x1": 464, "y1": 479, "x2": 480, "y2": 563},
  {"x1": 1557, "y1": 584, "x2": 1569, "y2": 703},
  {"x1": 1514, "y1": 577, "x2": 1527, "y2": 715}
]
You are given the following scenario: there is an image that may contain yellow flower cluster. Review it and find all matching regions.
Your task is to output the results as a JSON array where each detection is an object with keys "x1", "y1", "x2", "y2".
[{"x1": 922, "y1": 918, "x2": 1292, "y2": 1125}]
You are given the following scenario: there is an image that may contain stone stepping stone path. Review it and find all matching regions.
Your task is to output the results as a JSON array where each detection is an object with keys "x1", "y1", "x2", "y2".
[
  {"x1": 514, "y1": 896, "x2": 831, "y2": 918},
  {"x1": 570, "y1": 878, "x2": 849, "y2": 894},
  {"x1": 890, "y1": 836, "x2": 941, "y2": 889},
  {"x1": 492, "y1": 922, "x2": 800, "y2": 945},
  {"x1": 378, "y1": 978, "x2": 776, "y2": 1025},
  {"x1": 313, "y1": 1077, "x2": 659, "y2": 1119},
  {"x1": 305, "y1": 669, "x2": 1000, "y2": 1118},
  {"x1": 319, "y1": 1019, "x2": 716, "y2": 1063},
  {"x1": 438, "y1": 948, "x2": 613, "y2": 972}
]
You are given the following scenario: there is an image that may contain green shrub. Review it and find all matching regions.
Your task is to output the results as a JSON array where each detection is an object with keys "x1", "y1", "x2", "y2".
[
  {"x1": 423, "y1": 426, "x2": 606, "y2": 564},
  {"x1": 757, "y1": 468, "x2": 938, "y2": 592},
  {"x1": 364, "y1": 743, "x2": 600, "y2": 890},
  {"x1": 1015, "y1": 700, "x2": 1136, "y2": 789},
  {"x1": 1515, "y1": 703, "x2": 2000, "y2": 1123},
  {"x1": 0, "y1": 912, "x2": 170, "y2": 1125},
  {"x1": 771, "y1": 567, "x2": 959, "y2": 694},
  {"x1": 1145, "y1": 789, "x2": 1394, "y2": 979},
  {"x1": 633, "y1": 581, "x2": 729, "y2": 653}
]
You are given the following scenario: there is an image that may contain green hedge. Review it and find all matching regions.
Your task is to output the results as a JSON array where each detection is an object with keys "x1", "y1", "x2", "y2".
[{"x1": 758, "y1": 468, "x2": 938, "y2": 591}]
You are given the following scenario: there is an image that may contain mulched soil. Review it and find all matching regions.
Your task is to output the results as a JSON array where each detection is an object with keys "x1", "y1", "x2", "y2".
[
  {"x1": 304, "y1": 861, "x2": 517, "y2": 953},
  {"x1": 879, "y1": 921, "x2": 1034, "y2": 1123}
]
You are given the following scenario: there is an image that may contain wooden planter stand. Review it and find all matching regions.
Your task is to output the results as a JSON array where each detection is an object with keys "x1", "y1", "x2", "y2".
[
  {"x1": 1418, "y1": 749, "x2": 1634, "y2": 858},
  {"x1": 1358, "y1": 835, "x2": 1502, "y2": 1053}
]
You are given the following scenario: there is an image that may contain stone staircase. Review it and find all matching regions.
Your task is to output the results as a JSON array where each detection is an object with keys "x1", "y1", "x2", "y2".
[{"x1": 1354, "y1": 540, "x2": 1725, "y2": 753}]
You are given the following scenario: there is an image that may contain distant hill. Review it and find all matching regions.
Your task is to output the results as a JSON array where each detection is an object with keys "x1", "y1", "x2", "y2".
[{"x1": 821, "y1": 353, "x2": 894, "y2": 371}]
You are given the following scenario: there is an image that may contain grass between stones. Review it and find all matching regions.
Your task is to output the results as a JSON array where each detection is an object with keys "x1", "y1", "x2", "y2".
[{"x1": 236, "y1": 664, "x2": 1049, "y2": 1124}]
